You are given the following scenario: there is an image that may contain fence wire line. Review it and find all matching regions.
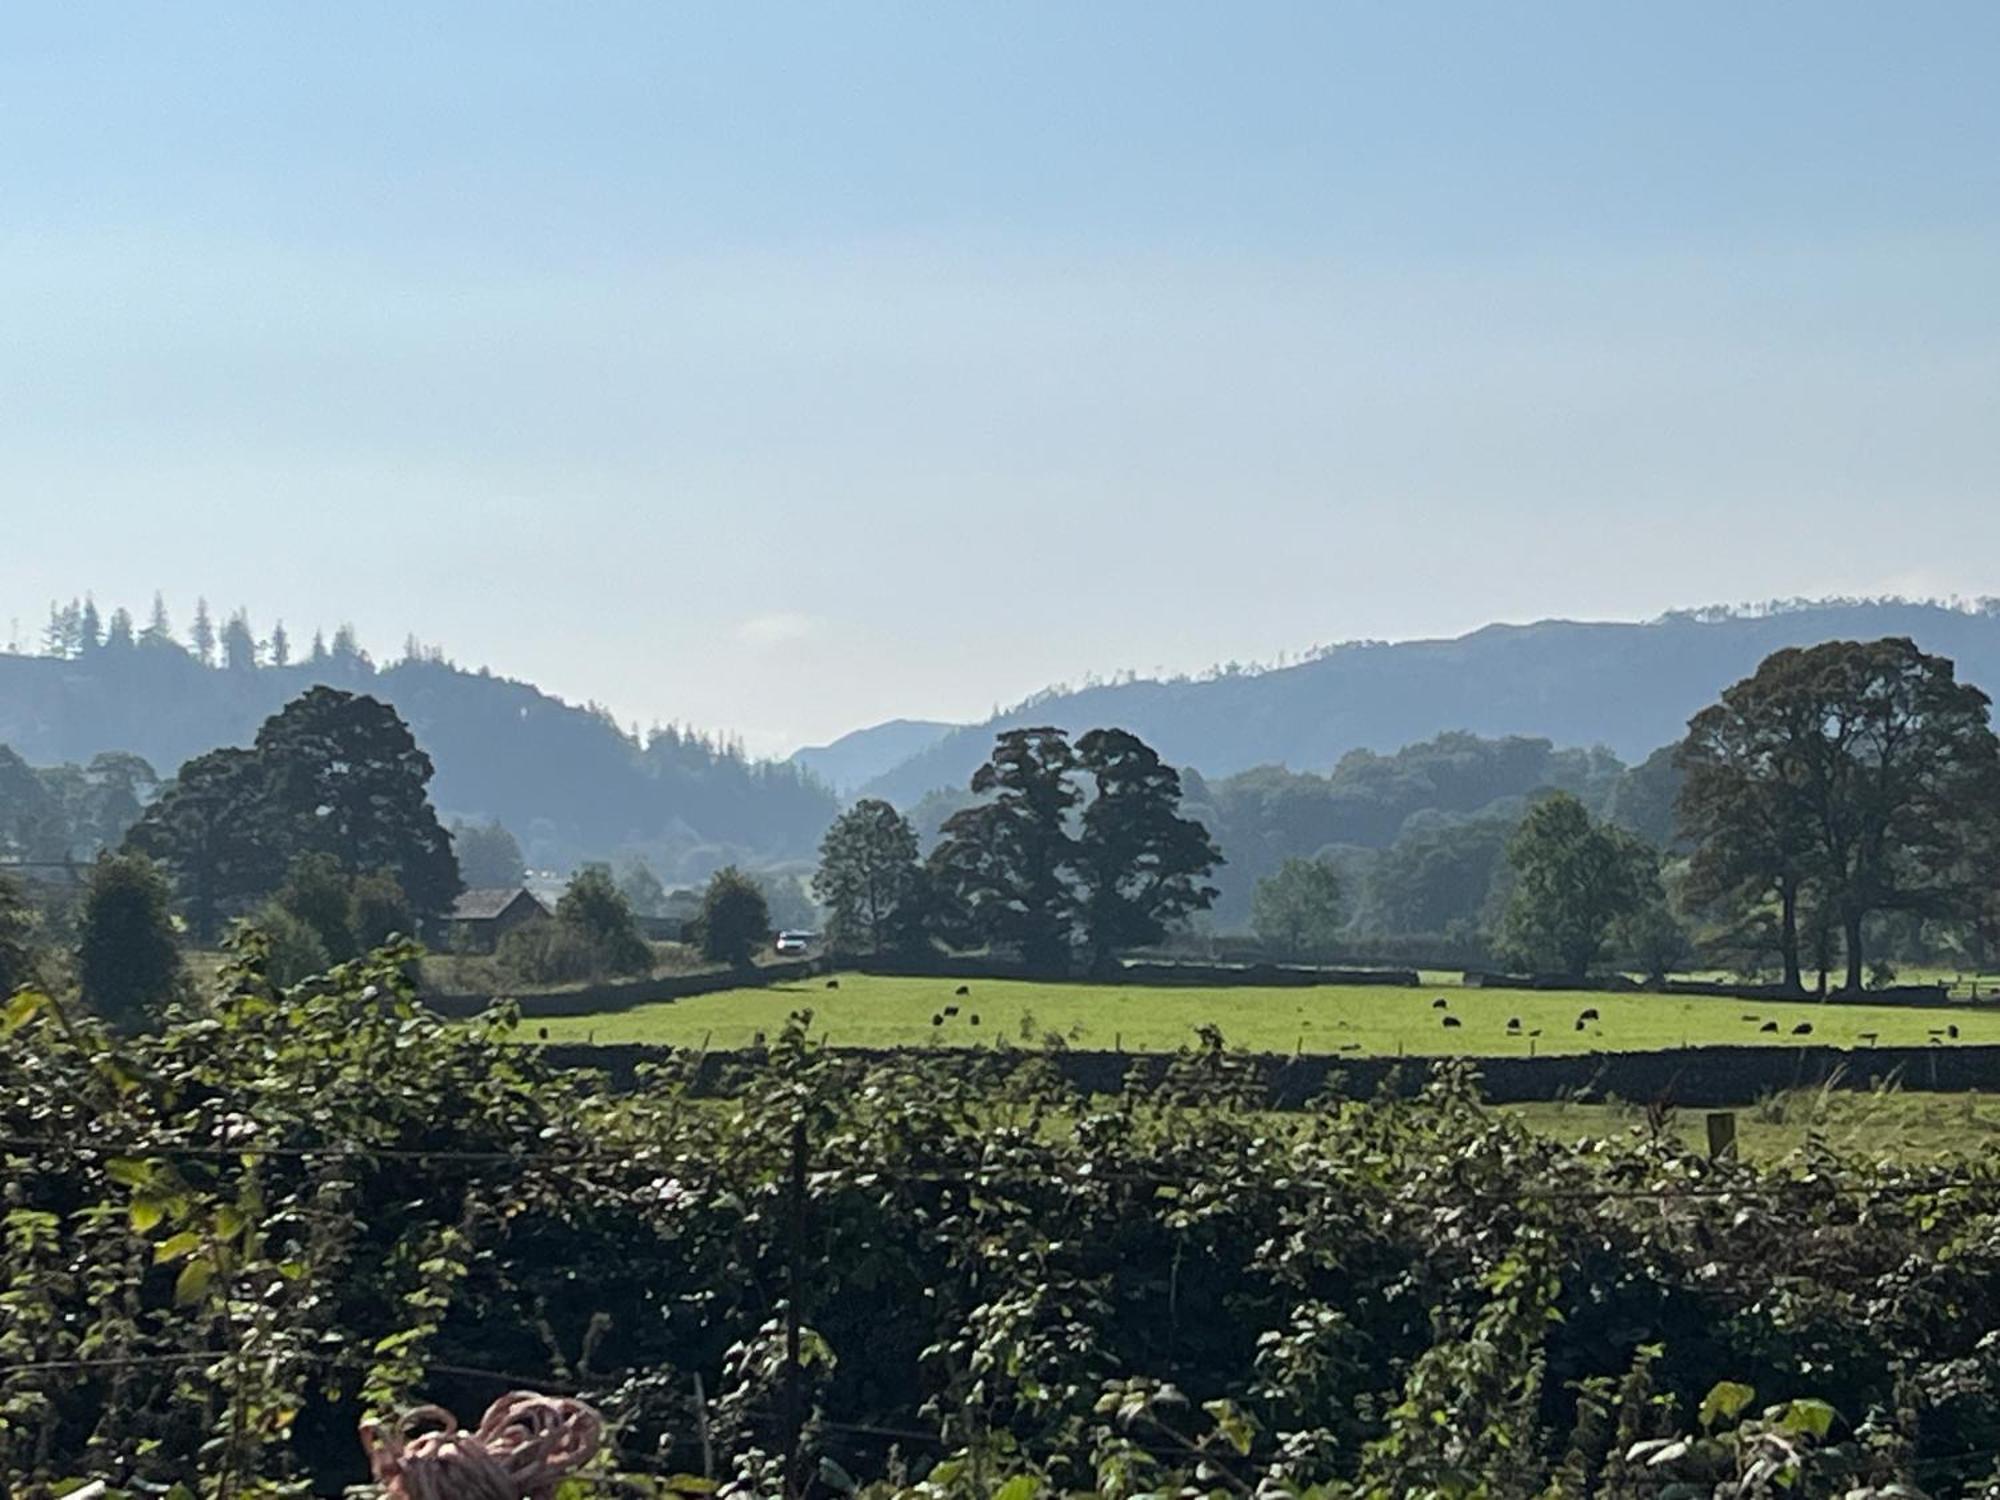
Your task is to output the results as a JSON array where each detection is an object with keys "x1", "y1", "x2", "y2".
[{"x1": 4, "y1": 1132, "x2": 1998, "y2": 1205}]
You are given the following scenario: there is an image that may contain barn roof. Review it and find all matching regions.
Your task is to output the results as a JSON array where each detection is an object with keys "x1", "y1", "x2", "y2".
[{"x1": 450, "y1": 887, "x2": 547, "y2": 922}]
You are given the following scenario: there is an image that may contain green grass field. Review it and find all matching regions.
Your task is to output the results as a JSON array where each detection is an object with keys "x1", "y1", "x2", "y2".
[{"x1": 529, "y1": 971, "x2": 2000, "y2": 1055}]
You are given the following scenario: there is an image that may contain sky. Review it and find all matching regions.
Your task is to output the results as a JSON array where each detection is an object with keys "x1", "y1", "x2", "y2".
[{"x1": 4, "y1": 5, "x2": 1998, "y2": 755}]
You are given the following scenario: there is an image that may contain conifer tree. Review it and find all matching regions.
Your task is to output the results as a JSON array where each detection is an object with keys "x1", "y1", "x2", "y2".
[{"x1": 190, "y1": 598, "x2": 217, "y2": 666}]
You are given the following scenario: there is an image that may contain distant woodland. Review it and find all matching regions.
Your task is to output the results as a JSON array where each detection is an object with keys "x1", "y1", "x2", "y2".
[{"x1": 1, "y1": 595, "x2": 837, "y2": 882}]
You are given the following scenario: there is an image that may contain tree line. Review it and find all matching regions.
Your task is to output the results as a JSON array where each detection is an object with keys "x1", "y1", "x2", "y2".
[
  {"x1": 813, "y1": 726, "x2": 1221, "y2": 972},
  {"x1": 28, "y1": 591, "x2": 376, "y2": 671}
]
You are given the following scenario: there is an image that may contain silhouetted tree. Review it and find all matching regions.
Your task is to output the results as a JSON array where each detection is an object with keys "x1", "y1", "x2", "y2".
[
  {"x1": 698, "y1": 865, "x2": 770, "y2": 968},
  {"x1": 814, "y1": 798, "x2": 922, "y2": 955},
  {"x1": 221, "y1": 608, "x2": 257, "y2": 671},
  {"x1": 105, "y1": 607, "x2": 136, "y2": 651},
  {"x1": 268, "y1": 619, "x2": 291, "y2": 668},
  {"x1": 78, "y1": 597, "x2": 102, "y2": 653},
  {"x1": 929, "y1": 727, "x2": 1081, "y2": 971},
  {"x1": 141, "y1": 592, "x2": 174, "y2": 648},
  {"x1": 1678, "y1": 638, "x2": 2000, "y2": 992},
  {"x1": 254, "y1": 687, "x2": 461, "y2": 919},
  {"x1": 190, "y1": 598, "x2": 216, "y2": 667},
  {"x1": 1252, "y1": 857, "x2": 1346, "y2": 961},
  {"x1": 1072, "y1": 728, "x2": 1220, "y2": 966},
  {"x1": 125, "y1": 747, "x2": 283, "y2": 941},
  {"x1": 76, "y1": 853, "x2": 184, "y2": 1029}
]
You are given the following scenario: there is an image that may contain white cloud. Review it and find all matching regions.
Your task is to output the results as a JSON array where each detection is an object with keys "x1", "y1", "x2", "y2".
[{"x1": 735, "y1": 612, "x2": 821, "y2": 648}]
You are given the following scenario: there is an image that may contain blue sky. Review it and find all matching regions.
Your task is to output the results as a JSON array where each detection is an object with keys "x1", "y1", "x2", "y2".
[{"x1": 4, "y1": 4, "x2": 1997, "y2": 752}]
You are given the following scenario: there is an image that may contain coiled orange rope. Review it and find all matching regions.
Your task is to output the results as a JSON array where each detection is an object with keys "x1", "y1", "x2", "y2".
[{"x1": 360, "y1": 1391, "x2": 603, "y2": 1500}]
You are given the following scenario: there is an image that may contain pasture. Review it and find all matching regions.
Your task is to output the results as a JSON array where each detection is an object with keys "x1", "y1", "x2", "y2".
[{"x1": 527, "y1": 970, "x2": 2000, "y2": 1055}]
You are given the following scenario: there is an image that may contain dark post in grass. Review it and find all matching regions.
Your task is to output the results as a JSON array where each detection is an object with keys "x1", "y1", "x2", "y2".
[{"x1": 1706, "y1": 1111, "x2": 1738, "y2": 1161}]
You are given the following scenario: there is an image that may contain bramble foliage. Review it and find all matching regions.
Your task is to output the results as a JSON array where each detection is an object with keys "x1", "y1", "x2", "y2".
[{"x1": 12, "y1": 956, "x2": 2000, "y2": 1495}]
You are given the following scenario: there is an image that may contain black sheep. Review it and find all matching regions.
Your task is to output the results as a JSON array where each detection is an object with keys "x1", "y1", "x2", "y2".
[
  {"x1": 955, "y1": 984, "x2": 970, "y2": 996},
  {"x1": 931, "y1": 1014, "x2": 943, "y2": 1026},
  {"x1": 826, "y1": 979, "x2": 840, "y2": 989},
  {"x1": 1578, "y1": 1007, "x2": 1600, "y2": 1021},
  {"x1": 1506, "y1": 1018, "x2": 1521, "y2": 1031},
  {"x1": 944, "y1": 1005, "x2": 960, "y2": 1017},
  {"x1": 1792, "y1": 1022, "x2": 1813, "y2": 1036},
  {"x1": 1431, "y1": 997, "x2": 1449, "y2": 1010},
  {"x1": 1442, "y1": 1016, "x2": 1462, "y2": 1028},
  {"x1": 970, "y1": 1013, "x2": 981, "y2": 1026}
]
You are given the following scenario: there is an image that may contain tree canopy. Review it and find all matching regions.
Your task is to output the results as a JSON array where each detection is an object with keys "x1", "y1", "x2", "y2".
[
  {"x1": 813, "y1": 798, "x2": 923, "y2": 955},
  {"x1": 1678, "y1": 638, "x2": 2000, "y2": 992}
]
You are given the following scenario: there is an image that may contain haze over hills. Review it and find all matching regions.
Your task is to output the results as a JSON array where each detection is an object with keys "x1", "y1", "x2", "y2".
[
  {"x1": 8, "y1": 597, "x2": 2000, "y2": 902},
  {"x1": 0, "y1": 639, "x2": 836, "y2": 882},
  {"x1": 786, "y1": 719, "x2": 959, "y2": 796},
  {"x1": 858, "y1": 600, "x2": 2000, "y2": 806}
]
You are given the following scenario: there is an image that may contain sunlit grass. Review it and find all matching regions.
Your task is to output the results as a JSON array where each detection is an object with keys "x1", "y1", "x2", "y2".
[{"x1": 528, "y1": 971, "x2": 2000, "y2": 1055}]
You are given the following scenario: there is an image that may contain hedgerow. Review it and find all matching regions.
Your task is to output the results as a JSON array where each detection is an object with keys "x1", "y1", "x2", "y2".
[{"x1": 8, "y1": 940, "x2": 2000, "y2": 1497}]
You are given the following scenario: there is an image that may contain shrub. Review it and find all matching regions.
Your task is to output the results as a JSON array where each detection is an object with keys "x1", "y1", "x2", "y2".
[
  {"x1": 698, "y1": 864, "x2": 770, "y2": 967},
  {"x1": 76, "y1": 852, "x2": 184, "y2": 1028}
]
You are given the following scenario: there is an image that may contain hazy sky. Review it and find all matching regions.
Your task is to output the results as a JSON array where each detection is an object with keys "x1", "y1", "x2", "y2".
[{"x1": 5, "y1": 5, "x2": 1998, "y2": 754}]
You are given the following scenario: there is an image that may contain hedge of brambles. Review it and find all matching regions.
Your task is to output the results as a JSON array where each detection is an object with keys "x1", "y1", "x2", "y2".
[{"x1": 12, "y1": 943, "x2": 2000, "y2": 1497}]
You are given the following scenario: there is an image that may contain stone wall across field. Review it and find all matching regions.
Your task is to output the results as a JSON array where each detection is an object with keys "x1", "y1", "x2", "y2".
[
  {"x1": 424, "y1": 960, "x2": 817, "y2": 1018},
  {"x1": 541, "y1": 1038, "x2": 2000, "y2": 1106},
  {"x1": 1462, "y1": 971, "x2": 1960, "y2": 1006},
  {"x1": 856, "y1": 955, "x2": 1419, "y2": 987}
]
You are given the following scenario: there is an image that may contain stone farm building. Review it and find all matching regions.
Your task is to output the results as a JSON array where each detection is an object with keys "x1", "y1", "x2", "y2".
[{"x1": 445, "y1": 887, "x2": 550, "y2": 952}]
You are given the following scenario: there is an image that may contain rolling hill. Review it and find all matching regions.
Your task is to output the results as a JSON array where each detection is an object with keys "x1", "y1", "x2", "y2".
[{"x1": 860, "y1": 601, "x2": 2000, "y2": 805}]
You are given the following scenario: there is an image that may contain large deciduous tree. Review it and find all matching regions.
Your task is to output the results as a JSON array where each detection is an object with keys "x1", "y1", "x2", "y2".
[
  {"x1": 1072, "y1": 729, "x2": 1221, "y2": 966},
  {"x1": 813, "y1": 798, "x2": 923, "y2": 956},
  {"x1": 1499, "y1": 793, "x2": 1650, "y2": 979},
  {"x1": 254, "y1": 687, "x2": 461, "y2": 919},
  {"x1": 1679, "y1": 638, "x2": 2000, "y2": 993},
  {"x1": 125, "y1": 747, "x2": 283, "y2": 942},
  {"x1": 928, "y1": 728, "x2": 1082, "y2": 972}
]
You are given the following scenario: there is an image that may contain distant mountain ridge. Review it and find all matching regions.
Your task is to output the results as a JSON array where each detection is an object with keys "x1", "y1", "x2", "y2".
[
  {"x1": 787, "y1": 719, "x2": 959, "y2": 795},
  {"x1": 0, "y1": 645, "x2": 836, "y2": 880},
  {"x1": 860, "y1": 601, "x2": 2000, "y2": 805}
]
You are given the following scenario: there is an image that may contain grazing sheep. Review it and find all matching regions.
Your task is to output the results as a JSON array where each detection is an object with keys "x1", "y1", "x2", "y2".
[
  {"x1": 1575, "y1": 1019, "x2": 1587, "y2": 1031},
  {"x1": 1431, "y1": 997, "x2": 1449, "y2": 1010},
  {"x1": 1442, "y1": 1016, "x2": 1462, "y2": 1028},
  {"x1": 970, "y1": 1013, "x2": 981, "y2": 1026},
  {"x1": 1792, "y1": 1022, "x2": 1813, "y2": 1036},
  {"x1": 931, "y1": 1014, "x2": 944, "y2": 1026},
  {"x1": 1529, "y1": 1029, "x2": 1543, "y2": 1038},
  {"x1": 537, "y1": 1026, "x2": 549, "y2": 1041},
  {"x1": 1760, "y1": 1021, "x2": 1779, "y2": 1033},
  {"x1": 1506, "y1": 1017, "x2": 1521, "y2": 1031},
  {"x1": 1578, "y1": 1007, "x2": 1601, "y2": 1021},
  {"x1": 955, "y1": 984, "x2": 970, "y2": 996},
  {"x1": 944, "y1": 1005, "x2": 960, "y2": 1017},
  {"x1": 826, "y1": 979, "x2": 840, "y2": 989},
  {"x1": 1949, "y1": 1024, "x2": 1962, "y2": 1039}
]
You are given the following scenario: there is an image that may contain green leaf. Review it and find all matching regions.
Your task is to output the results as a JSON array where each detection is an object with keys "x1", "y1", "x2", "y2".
[
  {"x1": 213, "y1": 1205, "x2": 246, "y2": 1242},
  {"x1": 992, "y1": 1477, "x2": 1038, "y2": 1500},
  {"x1": 173, "y1": 1258, "x2": 214, "y2": 1307},
  {"x1": 1699, "y1": 1380, "x2": 1757, "y2": 1430},
  {"x1": 154, "y1": 1230, "x2": 202, "y2": 1265},
  {"x1": 129, "y1": 1196, "x2": 167, "y2": 1234},
  {"x1": 105, "y1": 1157, "x2": 155, "y2": 1189},
  {"x1": 2, "y1": 988, "x2": 49, "y2": 1033},
  {"x1": 1780, "y1": 1398, "x2": 1836, "y2": 1439}
]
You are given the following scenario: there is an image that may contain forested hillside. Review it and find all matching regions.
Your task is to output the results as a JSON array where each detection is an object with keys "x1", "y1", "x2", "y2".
[
  {"x1": 862, "y1": 600, "x2": 2000, "y2": 805},
  {"x1": 0, "y1": 619, "x2": 836, "y2": 880}
]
